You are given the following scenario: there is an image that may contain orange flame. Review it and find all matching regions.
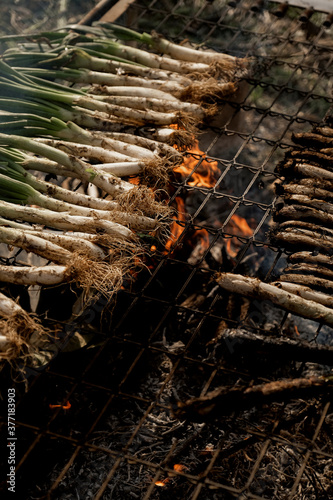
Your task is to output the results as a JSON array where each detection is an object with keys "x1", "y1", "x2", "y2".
[
  {"x1": 174, "y1": 140, "x2": 219, "y2": 188},
  {"x1": 164, "y1": 197, "x2": 186, "y2": 253},
  {"x1": 187, "y1": 228, "x2": 210, "y2": 261},
  {"x1": 225, "y1": 214, "x2": 253, "y2": 257}
]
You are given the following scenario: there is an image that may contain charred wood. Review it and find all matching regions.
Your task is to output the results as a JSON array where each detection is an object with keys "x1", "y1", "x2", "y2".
[
  {"x1": 172, "y1": 376, "x2": 333, "y2": 421},
  {"x1": 219, "y1": 328, "x2": 333, "y2": 366},
  {"x1": 216, "y1": 273, "x2": 333, "y2": 326}
]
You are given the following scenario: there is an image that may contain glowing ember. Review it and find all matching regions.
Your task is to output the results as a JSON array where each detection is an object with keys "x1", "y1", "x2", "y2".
[
  {"x1": 49, "y1": 401, "x2": 71, "y2": 410},
  {"x1": 174, "y1": 140, "x2": 219, "y2": 188},
  {"x1": 155, "y1": 478, "x2": 171, "y2": 487},
  {"x1": 155, "y1": 464, "x2": 189, "y2": 487},
  {"x1": 173, "y1": 464, "x2": 188, "y2": 472}
]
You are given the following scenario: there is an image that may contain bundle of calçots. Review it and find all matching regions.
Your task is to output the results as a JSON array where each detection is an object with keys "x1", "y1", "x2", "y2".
[
  {"x1": 271, "y1": 115, "x2": 333, "y2": 312},
  {"x1": 0, "y1": 23, "x2": 247, "y2": 364}
]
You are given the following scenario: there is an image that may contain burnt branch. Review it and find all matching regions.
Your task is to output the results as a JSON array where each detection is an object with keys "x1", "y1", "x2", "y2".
[
  {"x1": 219, "y1": 328, "x2": 333, "y2": 366},
  {"x1": 173, "y1": 376, "x2": 332, "y2": 421}
]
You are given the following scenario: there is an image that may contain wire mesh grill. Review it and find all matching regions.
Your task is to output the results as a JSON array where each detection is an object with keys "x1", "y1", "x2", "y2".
[{"x1": 0, "y1": 1, "x2": 333, "y2": 499}]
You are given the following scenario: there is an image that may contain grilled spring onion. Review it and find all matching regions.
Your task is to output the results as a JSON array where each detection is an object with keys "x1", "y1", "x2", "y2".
[
  {"x1": 19, "y1": 67, "x2": 236, "y2": 107},
  {"x1": 0, "y1": 291, "x2": 49, "y2": 359},
  {"x1": 97, "y1": 22, "x2": 246, "y2": 70},
  {"x1": 0, "y1": 59, "x2": 205, "y2": 128},
  {"x1": 0, "y1": 132, "x2": 135, "y2": 197},
  {"x1": 0, "y1": 198, "x2": 134, "y2": 239},
  {"x1": 0, "y1": 168, "x2": 159, "y2": 232},
  {"x1": 0, "y1": 218, "x2": 106, "y2": 261}
]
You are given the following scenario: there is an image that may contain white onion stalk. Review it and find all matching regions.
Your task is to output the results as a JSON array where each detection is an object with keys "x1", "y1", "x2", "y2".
[
  {"x1": 94, "y1": 95, "x2": 206, "y2": 118},
  {"x1": 10, "y1": 165, "x2": 120, "y2": 211},
  {"x1": 21, "y1": 154, "x2": 144, "y2": 182},
  {"x1": 0, "y1": 133, "x2": 135, "y2": 197},
  {"x1": 0, "y1": 200, "x2": 134, "y2": 239},
  {"x1": 0, "y1": 225, "x2": 72, "y2": 264},
  {"x1": 21, "y1": 155, "x2": 162, "y2": 184},
  {"x1": 62, "y1": 48, "x2": 190, "y2": 82},
  {"x1": 150, "y1": 31, "x2": 239, "y2": 66},
  {"x1": 100, "y1": 132, "x2": 182, "y2": 160},
  {"x1": 0, "y1": 174, "x2": 159, "y2": 231},
  {"x1": 102, "y1": 24, "x2": 241, "y2": 67},
  {"x1": 0, "y1": 265, "x2": 67, "y2": 286},
  {"x1": 22, "y1": 67, "x2": 193, "y2": 94},
  {"x1": 36, "y1": 138, "x2": 139, "y2": 163},
  {"x1": 94, "y1": 162, "x2": 144, "y2": 176},
  {"x1": 92, "y1": 85, "x2": 178, "y2": 101},
  {"x1": 0, "y1": 220, "x2": 106, "y2": 261},
  {"x1": 71, "y1": 97, "x2": 195, "y2": 127},
  {"x1": 271, "y1": 281, "x2": 333, "y2": 309},
  {"x1": 0, "y1": 292, "x2": 27, "y2": 318},
  {"x1": 74, "y1": 40, "x2": 212, "y2": 74},
  {"x1": 37, "y1": 126, "x2": 158, "y2": 160}
]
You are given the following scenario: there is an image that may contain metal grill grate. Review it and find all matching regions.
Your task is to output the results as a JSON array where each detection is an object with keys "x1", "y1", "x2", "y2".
[{"x1": 0, "y1": 1, "x2": 333, "y2": 499}]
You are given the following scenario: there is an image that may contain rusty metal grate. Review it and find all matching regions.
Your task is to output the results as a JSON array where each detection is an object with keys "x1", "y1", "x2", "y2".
[{"x1": 0, "y1": 1, "x2": 333, "y2": 499}]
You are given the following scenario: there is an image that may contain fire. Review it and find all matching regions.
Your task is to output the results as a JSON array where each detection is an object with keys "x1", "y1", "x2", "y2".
[
  {"x1": 174, "y1": 140, "x2": 219, "y2": 188},
  {"x1": 225, "y1": 214, "x2": 253, "y2": 258},
  {"x1": 164, "y1": 197, "x2": 186, "y2": 253},
  {"x1": 163, "y1": 141, "x2": 219, "y2": 254}
]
